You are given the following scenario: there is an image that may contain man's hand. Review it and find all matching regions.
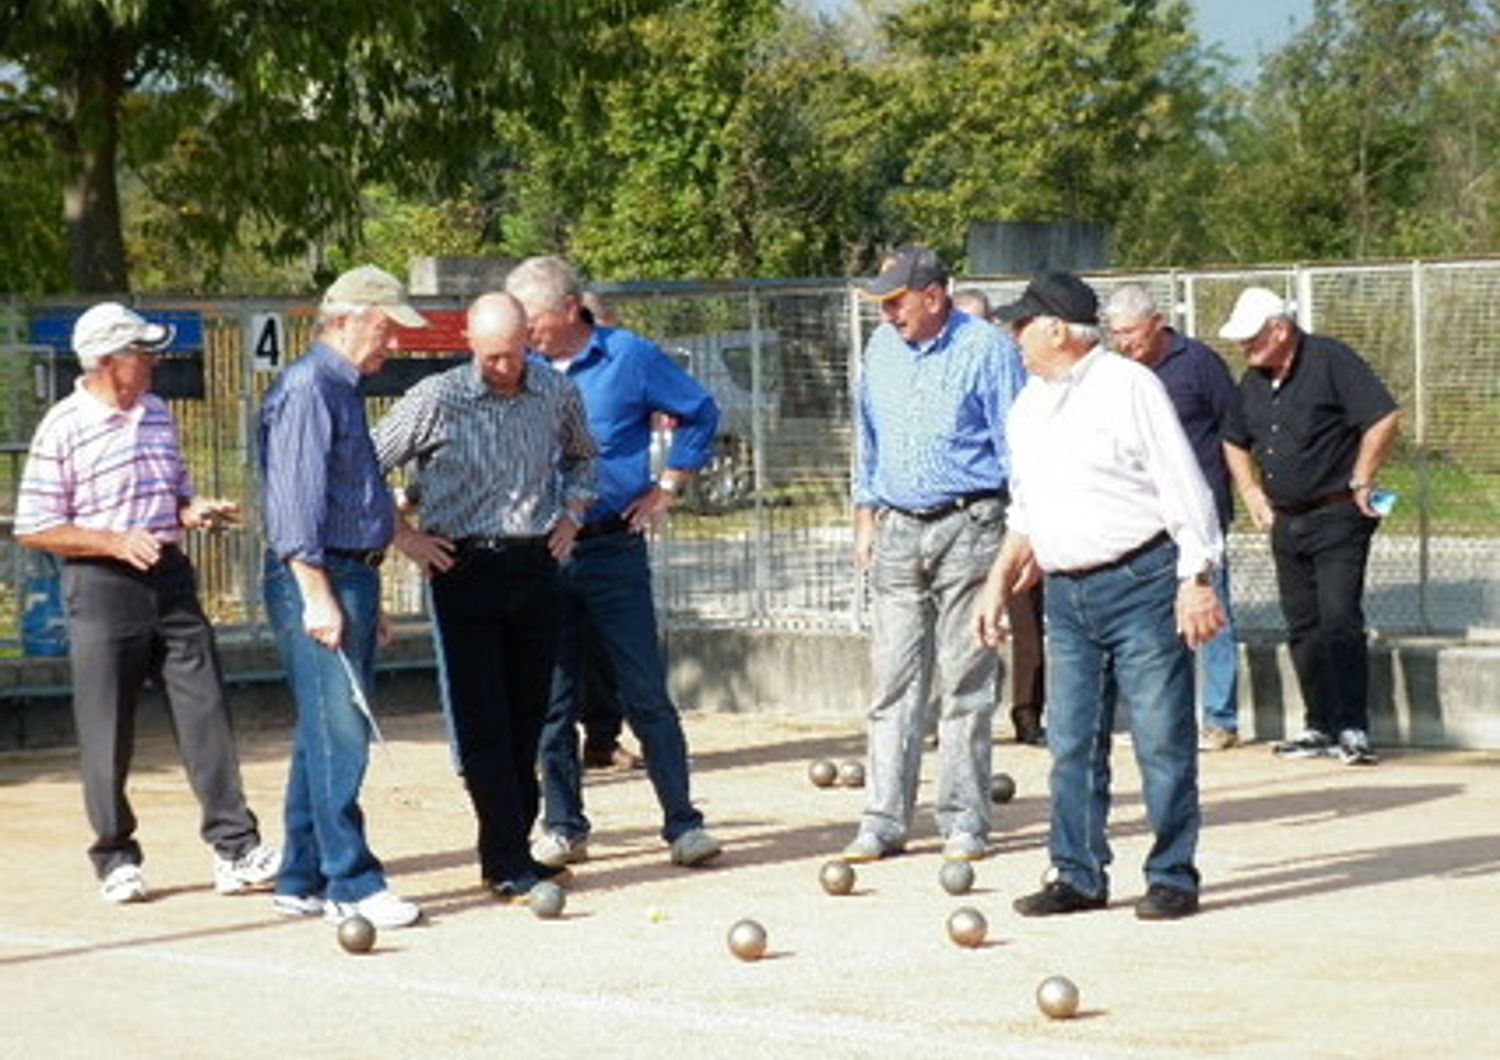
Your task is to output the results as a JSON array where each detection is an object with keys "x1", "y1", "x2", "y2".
[
  {"x1": 392, "y1": 522, "x2": 455, "y2": 576},
  {"x1": 112, "y1": 528, "x2": 163, "y2": 571},
  {"x1": 854, "y1": 508, "x2": 878, "y2": 571},
  {"x1": 548, "y1": 516, "x2": 580, "y2": 561},
  {"x1": 181, "y1": 497, "x2": 240, "y2": 531},
  {"x1": 301, "y1": 585, "x2": 344, "y2": 649},
  {"x1": 1244, "y1": 488, "x2": 1275, "y2": 531},
  {"x1": 974, "y1": 532, "x2": 1034, "y2": 647},
  {"x1": 624, "y1": 485, "x2": 674, "y2": 534},
  {"x1": 377, "y1": 609, "x2": 395, "y2": 649},
  {"x1": 1175, "y1": 580, "x2": 1225, "y2": 649}
]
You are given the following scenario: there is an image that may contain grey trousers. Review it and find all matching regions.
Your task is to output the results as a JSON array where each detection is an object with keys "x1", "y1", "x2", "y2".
[
  {"x1": 861, "y1": 500, "x2": 1004, "y2": 844},
  {"x1": 62, "y1": 550, "x2": 259, "y2": 877}
]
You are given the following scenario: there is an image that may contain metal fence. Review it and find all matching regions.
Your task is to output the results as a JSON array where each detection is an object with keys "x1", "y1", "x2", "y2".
[{"x1": 2, "y1": 259, "x2": 1497, "y2": 655}]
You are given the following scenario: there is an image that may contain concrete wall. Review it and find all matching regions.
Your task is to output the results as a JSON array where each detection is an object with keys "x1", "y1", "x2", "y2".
[{"x1": 3, "y1": 628, "x2": 1497, "y2": 752}]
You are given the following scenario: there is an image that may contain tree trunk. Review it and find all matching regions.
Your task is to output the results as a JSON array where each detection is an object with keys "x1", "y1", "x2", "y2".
[{"x1": 57, "y1": 55, "x2": 130, "y2": 293}]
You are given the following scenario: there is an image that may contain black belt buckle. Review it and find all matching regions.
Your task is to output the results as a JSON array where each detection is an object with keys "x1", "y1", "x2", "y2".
[
  {"x1": 893, "y1": 489, "x2": 1005, "y2": 522},
  {"x1": 327, "y1": 547, "x2": 385, "y2": 568}
]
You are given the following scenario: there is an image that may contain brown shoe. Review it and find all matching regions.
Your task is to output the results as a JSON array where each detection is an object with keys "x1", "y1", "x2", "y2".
[
  {"x1": 585, "y1": 743, "x2": 643, "y2": 771},
  {"x1": 1011, "y1": 706, "x2": 1045, "y2": 746},
  {"x1": 1198, "y1": 726, "x2": 1239, "y2": 752}
]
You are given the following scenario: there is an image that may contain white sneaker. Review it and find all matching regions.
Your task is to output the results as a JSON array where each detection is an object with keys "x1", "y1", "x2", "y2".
[
  {"x1": 214, "y1": 842, "x2": 280, "y2": 895},
  {"x1": 324, "y1": 888, "x2": 422, "y2": 929},
  {"x1": 101, "y1": 863, "x2": 147, "y2": 904},
  {"x1": 942, "y1": 833, "x2": 988, "y2": 861},
  {"x1": 531, "y1": 831, "x2": 590, "y2": 868},
  {"x1": 272, "y1": 893, "x2": 325, "y2": 918}
]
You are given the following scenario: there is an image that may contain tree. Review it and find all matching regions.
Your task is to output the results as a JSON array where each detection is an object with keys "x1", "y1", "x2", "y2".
[
  {"x1": 869, "y1": 0, "x2": 1220, "y2": 266},
  {"x1": 0, "y1": 0, "x2": 669, "y2": 293}
]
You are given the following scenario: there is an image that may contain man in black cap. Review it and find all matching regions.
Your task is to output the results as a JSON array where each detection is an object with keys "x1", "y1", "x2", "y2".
[
  {"x1": 843, "y1": 245, "x2": 1026, "y2": 865},
  {"x1": 974, "y1": 272, "x2": 1225, "y2": 920}
]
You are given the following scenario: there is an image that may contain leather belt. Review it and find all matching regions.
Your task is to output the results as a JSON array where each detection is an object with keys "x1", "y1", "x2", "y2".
[
  {"x1": 1053, "y1": 530, "x2": 1170, "y2": 580},
  {"x1": 888, "y1": 489, "x2": 1008, "y2": 522},
  {"x1": 1271, "y1": 490, "x2": 1354, "y2": 516},
  {"x1": 454, "y1": 535, "x2": 548, "y2": 554},
  {"x1": 326, "y1": 547, "x2": 386, "y2": 568},
  {"x1": 577, "y1": 515, "x2": 631, "y2": 541}
]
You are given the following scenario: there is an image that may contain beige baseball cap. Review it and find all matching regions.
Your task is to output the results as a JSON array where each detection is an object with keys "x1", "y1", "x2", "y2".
[{"x1": 321, "y1": 265, "x2": 429, "y2": 328}]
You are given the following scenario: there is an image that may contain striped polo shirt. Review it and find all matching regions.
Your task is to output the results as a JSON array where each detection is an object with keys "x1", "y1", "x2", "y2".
[{"x1": 15, "y1": 379, "x2": 191, "y2": 542}]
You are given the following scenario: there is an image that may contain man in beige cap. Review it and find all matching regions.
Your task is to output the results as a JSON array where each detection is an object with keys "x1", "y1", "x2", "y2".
[
  {"x1": 258, "y1": 264, "x2": 429, "y2": 928},
  {"x1": 1219, "y1": 287, "x2": 1400, "y2": 766},
  {"x1": 15, "y1": 302, "x2": 276, "y2": 904}
]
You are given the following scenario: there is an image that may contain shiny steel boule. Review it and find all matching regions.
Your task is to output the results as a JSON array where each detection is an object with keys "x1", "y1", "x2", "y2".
[
  {"x1": 939, "y1": 859, "x2": 975, "y2": 896},
  {"x1": 529, "y1": 881, "x2": 566, "y2": 919},
  {"x1": 838, "y1": 760, "x2": 866, "y2": 788},
  {"x1": 727, "y1": 918, "x2": 768, "y2": 961},
  {"x1": 1036, "y1": 975, "x2": 1080, "y2": 1019},
  {"x1": 946, "y1": 906, "x2": 987, "y2": 948},
  {"x1": 337, "y1": 914, "x2": 376, "y2": 954},
  {"x1": 808, "y1": 759, "x2": 838, "y2": 788},
  {"x1": 819, "y1": 859, "x2": 856, "y2": 896}
]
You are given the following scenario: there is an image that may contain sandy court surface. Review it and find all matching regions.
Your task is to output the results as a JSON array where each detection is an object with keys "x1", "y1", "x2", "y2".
[{"x1": 2, "y1": 708, "x2": 1498, "y2": 1059}]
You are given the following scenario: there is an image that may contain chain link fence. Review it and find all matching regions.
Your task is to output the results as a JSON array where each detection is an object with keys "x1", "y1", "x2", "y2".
[{"x1": 2, "y1": 260, "x2": 1496, "y2": 655}]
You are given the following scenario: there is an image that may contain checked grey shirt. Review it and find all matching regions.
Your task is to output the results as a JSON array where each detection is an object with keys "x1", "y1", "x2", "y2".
[{"x1": 373, "y1": 358, "x2": 597, "y2": 538}]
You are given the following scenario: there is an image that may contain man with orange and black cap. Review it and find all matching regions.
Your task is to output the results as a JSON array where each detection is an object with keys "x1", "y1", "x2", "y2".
[
  {"x1": 841, "y1": 246, "x2": 1026, "y2": 866},
  {"x1": 975, "y1": 271, "x2": 1224, "y2": 921}
]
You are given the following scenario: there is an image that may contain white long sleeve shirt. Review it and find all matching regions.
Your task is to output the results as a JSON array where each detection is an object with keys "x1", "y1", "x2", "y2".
[{"x1": 1007, "y1": 346, "x2": 1223, "y2": 579}]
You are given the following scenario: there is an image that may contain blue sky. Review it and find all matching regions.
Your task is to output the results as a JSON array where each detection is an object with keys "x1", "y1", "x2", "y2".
[{"x1": 1195, "y1": 0, "x2": 1313, "y2": 74}]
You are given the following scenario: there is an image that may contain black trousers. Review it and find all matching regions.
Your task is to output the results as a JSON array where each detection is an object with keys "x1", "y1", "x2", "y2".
[
  {"x1": 429, "y1": 543, "x2": 562, "y2": 882},
  {"x1": 1271, "y1": 503, "x2": 1379, "y2": 735},
  {"x1": 62, "y1": 549, "x2": 258, "y2": 877}
]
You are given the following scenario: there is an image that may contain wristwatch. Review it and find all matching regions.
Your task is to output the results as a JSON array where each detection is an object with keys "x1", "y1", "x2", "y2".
[
  {"x1": 658, "y1": 478, "x2": 680, "y2": 496},
  {"x1": 1190, "y1": 562, "x2": 1215, "y2": 587},
  {"x1": 1348, "y1": 478, "x2": 1372, "y2": 492}
]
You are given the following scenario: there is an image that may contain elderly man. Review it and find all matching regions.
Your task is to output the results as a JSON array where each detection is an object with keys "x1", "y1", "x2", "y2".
[
  {"x1": 505, "y1": 256, "x2": 724, "y2": 870},
  {"x1": 977, "y1": 272, "x2": 1224, "y2": 921},
  {"x1": 258, "y1": 265, "x2": 426, "y2": 928},
  {"x1": 1104, "y1": 284, "x2": 1242, "y2": 751},
  {"x1": 1219, "y1": 288, "x2": 1400, "y2": 766},
  {"x1": 847, "y1": 246, "x2": 1026, "y2": 864},
  {"x1": 16, "y1": 302, "x2": 276, "y2": 904},
  {"x1": 376, "y1": 292, "x2": 596, "y2": 902}
]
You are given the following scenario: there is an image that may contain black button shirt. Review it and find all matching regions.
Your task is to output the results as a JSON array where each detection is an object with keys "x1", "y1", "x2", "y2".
[{"x1": 1222, "y1": 333, "x2": 1397, "y2": 507}]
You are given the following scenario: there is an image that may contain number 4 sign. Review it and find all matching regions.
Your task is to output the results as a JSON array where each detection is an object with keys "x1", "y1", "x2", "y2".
[{"x1": 248, "y1": 312, "x2": 284, "y2": 372}]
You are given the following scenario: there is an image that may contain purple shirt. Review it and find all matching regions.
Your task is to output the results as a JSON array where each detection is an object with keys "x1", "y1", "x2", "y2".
[{"x1": 16, "y1": 380, "x2": 191, "y2": 542}]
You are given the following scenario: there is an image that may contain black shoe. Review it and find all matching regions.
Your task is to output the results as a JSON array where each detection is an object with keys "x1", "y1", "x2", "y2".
[
  {"x1": 1013, "y1": 880, "x2": 1108, "y2": 917},
  {"x1": 1011, "y1": 706, "x2": 1045, "y2": 746},
  {"x1": 1135, "y1": 884, "x2": 1199, "y2": 921},
  {"x1": 488, "y1": 865, "x2": 572, "y2": 904}
]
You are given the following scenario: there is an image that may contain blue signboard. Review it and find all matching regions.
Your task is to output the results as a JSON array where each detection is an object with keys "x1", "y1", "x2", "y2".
[{"x1": 28, "y1": 308, "x2": 205, "y2": 355}]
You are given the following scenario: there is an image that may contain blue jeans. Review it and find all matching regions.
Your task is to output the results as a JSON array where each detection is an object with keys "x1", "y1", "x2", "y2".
[
  {"x1": 263, "y1": 553, "x2": 387, "y2": 903},
  {"x1": 1199, "y1": 561, "x2": 1239, "y2": 730},
  {"x1": 538, "y1": 531, "x2": 702, "y2": 843},
  {"x1": 1043, "y1": 535, "x2": 1200, "y2": 898}
]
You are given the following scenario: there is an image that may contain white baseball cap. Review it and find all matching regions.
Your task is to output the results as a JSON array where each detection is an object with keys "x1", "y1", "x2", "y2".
[
  {"x1": 72, "y1": 302, "x2": 175, "y2": 368},
  {"x1": 1219, "y1": 287, "x2": 1292, "y2": 341}
]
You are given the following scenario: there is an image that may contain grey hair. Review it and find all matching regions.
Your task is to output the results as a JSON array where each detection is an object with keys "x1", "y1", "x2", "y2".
[
  {"x1": 504, "y1": 255, "x2": 583, "y2": 314},
  {"x1": 1066, "y1": 322, "x2": 1102, "y2": 345},
  {"x1": 316, "y1": 303, "x2": 373, "y2": 330},
  {"x1": 952, "y1": 287, "x2": 991, "y2": 317},
  {"x1": 1102, "y1": 283, "x2": 1160, "y2": 323}
]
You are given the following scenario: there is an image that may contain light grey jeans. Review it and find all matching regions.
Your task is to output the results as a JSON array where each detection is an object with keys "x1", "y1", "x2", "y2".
[{"x1": 861, "y1": 498, "x2": 1004, "y2": 845}]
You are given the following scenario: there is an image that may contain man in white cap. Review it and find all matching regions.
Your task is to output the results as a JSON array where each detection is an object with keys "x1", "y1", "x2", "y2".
[
  {"x1": 1218, "y1": 287, "x2": 1401, "y2": 766},
  {"x1": 16, "y1": 302, "x2": 276, "y2": 904},
  {"x1": 258, "y1": 264, "x2": 428, "y2": 927}
]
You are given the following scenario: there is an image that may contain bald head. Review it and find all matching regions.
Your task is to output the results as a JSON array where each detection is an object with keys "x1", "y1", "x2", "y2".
[
  {"x1": 466, "y1": 292, "x2": 529, "y2": 395},
  {"x1": 468, "y1": 292, "x2": 528, "y2": 344}
]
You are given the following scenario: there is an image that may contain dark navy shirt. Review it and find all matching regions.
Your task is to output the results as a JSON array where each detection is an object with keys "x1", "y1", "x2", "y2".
[
  {"x1": 258, "y1": 342, "x2": 394, "y2": 564},
  {"x1": 1147, "y1": 329, "x2": 1239, "y2": 529},
  {"x1": 1222, "y1": 333, "x2": 1398, "y2": 507}
]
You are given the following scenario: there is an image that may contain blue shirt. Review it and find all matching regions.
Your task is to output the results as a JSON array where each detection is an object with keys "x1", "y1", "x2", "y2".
[
  {"x1": 553, "y1": 326, "x2": 719, "y2": 522},
  {"x1": 258, "y1": 342, "x2": 393, "y2": 564},
  {"x1": 1147, "y1": 329, "x2": 1240, "y2": 529},
  {"x1": 856, "y1": 310, "x2": 1026, "y2": 510}
]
